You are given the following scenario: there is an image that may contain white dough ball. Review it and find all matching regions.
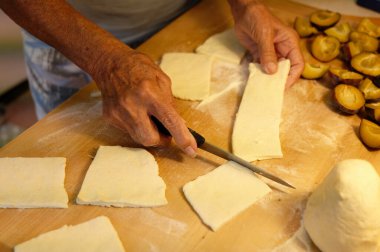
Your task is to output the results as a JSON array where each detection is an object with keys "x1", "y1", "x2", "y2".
[{"x1": 304, "y1": 159, "x2": 380, "y2": 252}]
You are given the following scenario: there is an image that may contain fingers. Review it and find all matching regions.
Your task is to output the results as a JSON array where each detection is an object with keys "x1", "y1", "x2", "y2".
[
  {"x1": 132, "y1": 113, "x2": 169, "y2": 147},
  {"x1": 257, "y1": 32, "x2": 278, "y2": 74},
  {"x1": 99, "y1": 50, "x2": 196, "y2": 155},
  {"x1": 151, "y1": 105, "x2": 197, "y2": 157},
  {"x1": 103, "y1": 82, "x2": 197, "y2": 157},
  {"x1": 286, "y1": 60, "x2": 304, "y2": 88},
  {"x1": 238, "y1": 28, "x2": 278, "y2": 73},
  {"x1": 150, "y1": 72, "x2": 198, "y2": 157},
  {"x1": 284, "y1": 44, "x2": 304, "y2": 88},
  {"x1": 104, "y1": 103, "x2": 170, "y2": 147},
  {"x1": 235, "y1": 30, "x2": 259, "y2": 62}
]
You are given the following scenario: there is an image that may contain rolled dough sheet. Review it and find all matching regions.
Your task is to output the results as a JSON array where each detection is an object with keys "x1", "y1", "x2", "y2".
[
  {"x1": 195, "y1": 29, "x2": 246, "y2": 65},
  {"x1": 0, "y1": 157, "x2": 68, "y2": 208},
  {"x1": 183, "y1": 161, "x2": 271, "y2": 231},
  {"x1": 14, "y1": 216, "x2": 125, "y2": 252},
  {"x1": 77, "y1": 146, "x2": 167, "y2": 207},
  {"x1": 160, "y1": 52, "x2": 212, "y2": 101},
  {"x1": 232, "y1": 60, "x2": 290, "y2": 161}
]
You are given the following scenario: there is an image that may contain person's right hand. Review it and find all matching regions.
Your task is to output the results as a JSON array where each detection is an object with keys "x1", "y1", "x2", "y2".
[
  {"x1": 0, "y1": 0, "x2": 196, "y2": 157},
  {"x1": 92, "y1": 47, "x2": 197, "y2": 157}
]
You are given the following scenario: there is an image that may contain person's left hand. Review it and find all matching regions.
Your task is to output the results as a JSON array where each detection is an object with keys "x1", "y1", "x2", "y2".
[{"x1": 228, "y1": 0, "x2": 304, "y2": 87}]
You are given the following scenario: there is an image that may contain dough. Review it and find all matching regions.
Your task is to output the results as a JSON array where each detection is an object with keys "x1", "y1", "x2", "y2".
[
  {"x1": 195, "y1": 29, "x2": 246, "y2": 64},
  {"x1": 14, "y1": 216, "x2": 125, "y2": 252},
  {"x1": 0, "y1": 157, "x2": 68, "y2": 208},
  {"x1": 304, "y1": 159, "x2": 380, "y2": 252},
  {"x1": 160, "y1": 52, "x2": 212, "y2": 101},
  {"x1": 183, "y1": 161, "x2": 271, "y2": 231},
  {"x1": 232, "y1": 60, "x2": 290, "y2": 161},
  {"x1": 77, "y1": 146, "x2": 167, "y2": 207}
]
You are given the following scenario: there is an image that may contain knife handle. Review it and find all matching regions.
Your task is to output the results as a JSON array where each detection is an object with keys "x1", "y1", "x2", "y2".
[
  {"x1": 188, "y1": 128, "x2": 205, "y2": 147},
  {"x1": 151, "y1": 116, "x2": 205, "y2": 147}
]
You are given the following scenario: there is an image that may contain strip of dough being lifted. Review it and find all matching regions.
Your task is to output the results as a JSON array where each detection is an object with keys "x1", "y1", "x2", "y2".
[{"x1": 232, "y1": 60, "x2": 290, "y2": 161}]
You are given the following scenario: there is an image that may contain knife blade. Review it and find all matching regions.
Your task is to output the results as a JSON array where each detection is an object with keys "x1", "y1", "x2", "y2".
[{"x1": 151, "y1": 116, "x2": 295, "y2": 189}]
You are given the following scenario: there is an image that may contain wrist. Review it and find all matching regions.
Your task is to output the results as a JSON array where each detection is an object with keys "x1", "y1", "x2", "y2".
[{"x1": 88, "y1": 40, "x2": 134, "y2": 84}]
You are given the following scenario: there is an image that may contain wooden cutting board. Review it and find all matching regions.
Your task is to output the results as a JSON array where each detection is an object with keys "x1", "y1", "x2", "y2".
[{"x1": 0, "y1": 0, "x2": 379, "y2": 251}]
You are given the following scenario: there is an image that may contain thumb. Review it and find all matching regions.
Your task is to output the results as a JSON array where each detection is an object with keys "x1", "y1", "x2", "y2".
[{"x1": 257, "y1": 31, "x2": 278, "y2": 74}]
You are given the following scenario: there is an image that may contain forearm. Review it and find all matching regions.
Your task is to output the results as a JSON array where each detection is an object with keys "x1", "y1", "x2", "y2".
[{"x1": 0, "y1": 0, "x2": 132, "y2": 79}]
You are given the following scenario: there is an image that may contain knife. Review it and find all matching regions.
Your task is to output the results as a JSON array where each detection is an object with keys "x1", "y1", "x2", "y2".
[{"x1": 151, "y1": 116, "x2": 295, "y2": 189}]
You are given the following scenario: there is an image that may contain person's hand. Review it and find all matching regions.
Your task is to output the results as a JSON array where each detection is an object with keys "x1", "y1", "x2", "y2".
[
  {"x1": 92, "y1": 47, "x2": 197, "y2": 157},
  {"x1": 228, "y1": 0, "x2": 304, "y2": 87},
  {"x1": 0, "y1": 0, "x2": 195, "y2": 157}
]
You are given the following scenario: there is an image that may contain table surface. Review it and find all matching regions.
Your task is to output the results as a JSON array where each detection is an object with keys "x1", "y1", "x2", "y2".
[{"x1": 1, "y1": 0, "x2": 379, "y2": 251}]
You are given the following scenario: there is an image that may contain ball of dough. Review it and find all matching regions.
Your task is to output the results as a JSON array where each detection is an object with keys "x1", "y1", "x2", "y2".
[{"x1": 304, "y1": 159, "x2": 380, "y2": 252}]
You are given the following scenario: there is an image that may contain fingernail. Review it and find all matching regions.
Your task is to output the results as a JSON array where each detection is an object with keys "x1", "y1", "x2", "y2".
[
  {"x1": 265, "y1": 62, "x2": 277, "y2": 74},
  {"x1": 185, "y1": 146, "x2": 197, "y2": 158}
]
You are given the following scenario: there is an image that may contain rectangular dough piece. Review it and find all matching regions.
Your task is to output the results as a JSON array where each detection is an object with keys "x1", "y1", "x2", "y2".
[
  {"x1": 77, "y1": 146, "x2": 167, "y2": 207},
  {"x1": 195, "y1": 29, "x2": 246, "y2": 65},
  {"x1": 183, "y1": 161, "x2": 271, "y2": 231},
  {"x1": 0, "y1": 157, "x2": 68, "y2": 208},
  {"x1": 232, "y1": 60, "x2": 290, "y2": 161},
  {"x1": 160, "y1": 52, "x2": 212, "y2": 101},
  {"x1": 15, "y1": 216, "x2": 125, "y2": 252}
]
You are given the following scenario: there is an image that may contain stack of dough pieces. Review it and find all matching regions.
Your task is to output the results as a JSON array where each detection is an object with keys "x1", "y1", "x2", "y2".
[
  {"x1": 77, "y1": 146, "x2": 167, "y2": 207},
  {"x1": 232, "y1": 60, "x2": 290, "y2": 161}
]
